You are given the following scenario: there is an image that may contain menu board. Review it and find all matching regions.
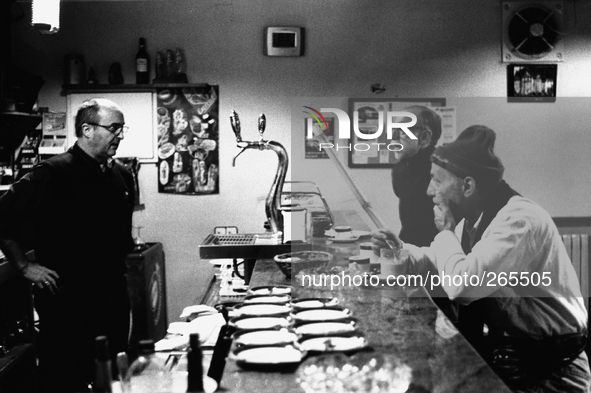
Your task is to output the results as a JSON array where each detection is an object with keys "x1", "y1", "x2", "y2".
[{"x1": 156, "y1": 85, "x2": 219, "y2": 195}]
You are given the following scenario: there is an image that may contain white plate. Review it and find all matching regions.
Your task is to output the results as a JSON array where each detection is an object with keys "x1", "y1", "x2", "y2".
[
  {"x1": 325, "y1": 229, "x2": 370, "y2": 238},
  {"x1": 233, "y1": 304, "x2": 291, "y2": 317},
  {"x1": 295, "y1": 322, "x2": 357, "y2": 336},
  {"x1": 208, "y1": 258, "x2": 233, "y2": 266},
  {"x1": 291, "y1": 298, "x2": 339, "y2": 309},
  {"x1": 234, "y1": 330, "x2": 298, "y2": 347},
  {"x1": 293, "y1": 309, "x2": 351, "y2": 322},
  {"x1": 233, "y1": 346, "x2": 303, "y2": 364},
  {"x1": 329, "y1": 236, "x2": 360, "y2": 243},
  {"x1": 232, "y1": 317, "x2": 291, "y2": 330},
  {"x1": 299, "y1": 336, "x2": 368, "y2": 352},
  {"x1": 248, "y1": 286, "x2": 293, "y2": 296},
  {"x1": 244, "y1": 295, "x2": 291, "y2": 304}
]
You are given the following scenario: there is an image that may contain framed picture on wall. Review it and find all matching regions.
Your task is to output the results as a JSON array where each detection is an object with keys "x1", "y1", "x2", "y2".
[
  {"x1": 156, "y1": 85, "x2": 220, "y2": 195},
  {"x1": 304, "y1": 117, "x2": 334, "y2": 159},
  {"x1": 507, "y1": 64, "x2": 557, "y2": 103},
  {"x1": 347, "y1": 98, "x2": 446, "y2": 168}
]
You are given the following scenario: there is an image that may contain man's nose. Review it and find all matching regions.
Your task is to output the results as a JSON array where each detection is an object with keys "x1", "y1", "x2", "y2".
[{"x1": 426, "y1": 181, "x2": 435, "y2": 197}]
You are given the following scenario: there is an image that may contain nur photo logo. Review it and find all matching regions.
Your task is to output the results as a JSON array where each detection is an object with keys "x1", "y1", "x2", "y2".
[{"x1": 304, "y1": 106, "x2": 419, "y2": 152}]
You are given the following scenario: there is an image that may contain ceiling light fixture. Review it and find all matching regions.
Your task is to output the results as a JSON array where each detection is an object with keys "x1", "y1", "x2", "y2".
[{"x1": 32, "y1": 0, "x2": 60, "y2": 35}]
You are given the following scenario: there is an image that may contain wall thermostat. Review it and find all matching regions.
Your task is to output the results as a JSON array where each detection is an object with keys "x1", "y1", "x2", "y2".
[{"x1": 265, "y1": 27, "x2": 304, "y2": 57}]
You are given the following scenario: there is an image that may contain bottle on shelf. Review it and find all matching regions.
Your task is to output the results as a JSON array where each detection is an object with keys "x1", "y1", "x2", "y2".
[
  {"x1": 174, "y1": 48, "x2": 185, "y2": 76},
  {"x1": 93, "y1": 336, "x2": 113, "y2": 393},
  {"x1": 136, "y1": 38, "x2": 150, "y2": 84},
  {"x1": 173, "y1": 48, "x2": 189, "y2": 83},
  {"x1": 187, "y1": 333, "x2": 204, "y2": 392},
  {"x1": 86, "y1": 67, "x2": 98, "y2": 85},
  {"x1": 108, "y1": 62, "x2": 124, "y2": 85},
  {"x1": 154, "y1": 51, "x2": 165, "y2": 82},
  {"x1": 165, "y1": 49, "x2": 175, "y2": 79},
  {"x1": 126, "y1": 340, "x2": 173, "y2": 393}
]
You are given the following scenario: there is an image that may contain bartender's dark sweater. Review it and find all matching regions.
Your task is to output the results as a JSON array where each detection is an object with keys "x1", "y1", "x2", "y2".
[
  {"x1": 0, "y1": 143, "x2": 135, "y2": 390},
  {"x1": 391, "y1": 145, "x2": 438, "y2": 247}
]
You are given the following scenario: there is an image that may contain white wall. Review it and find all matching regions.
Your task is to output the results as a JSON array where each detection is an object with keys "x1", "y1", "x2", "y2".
[{"x1": 11, "y1": 0, "x2": 591, "y2": 323}]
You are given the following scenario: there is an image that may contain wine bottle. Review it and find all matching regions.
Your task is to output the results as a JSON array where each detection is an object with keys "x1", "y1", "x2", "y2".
[
  {"x1": 187, "y1": 333, "x2": 204, "y2": 392},
  {"x1": 155, "y1": 51, "x2": 165, "y2": 81},
  {"x1": 94, "y1": 336, "x2": 113, "y2": 393},
  {"x1": 136, "y1": 38, "x2": 150, "y2": 84},
  {"x1": 116, "y1": 352, "x2": 130, "y2": 393},
  {"x1": 207, "y1": 324, "x2": 232, "y2": 385}
]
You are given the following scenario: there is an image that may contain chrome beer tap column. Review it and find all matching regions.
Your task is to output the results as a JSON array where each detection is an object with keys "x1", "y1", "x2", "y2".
[{"x1": 230, "y1": 111, "x2": 289, "y2": 236}]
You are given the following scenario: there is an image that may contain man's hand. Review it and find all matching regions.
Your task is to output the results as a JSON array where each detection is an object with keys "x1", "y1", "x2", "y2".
[
  {"x1": 22, "y1": 262, "x2": 59, "y2": 295},
  {"x1": 370, "y1": 228, "x2": 403, "y2": 256},
  {"x1": 433, "y1": 203, "x2": 456, "y2": 232}
]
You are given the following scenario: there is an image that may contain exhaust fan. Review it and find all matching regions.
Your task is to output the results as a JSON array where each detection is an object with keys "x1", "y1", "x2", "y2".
[{"x1": 502, "y1": 1, "x2": 564, "y2": 62}]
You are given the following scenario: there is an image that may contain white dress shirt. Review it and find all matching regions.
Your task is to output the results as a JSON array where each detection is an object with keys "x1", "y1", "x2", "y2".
[{"x1": 405, "y1": 195, "x2": 587, "y2": 339}]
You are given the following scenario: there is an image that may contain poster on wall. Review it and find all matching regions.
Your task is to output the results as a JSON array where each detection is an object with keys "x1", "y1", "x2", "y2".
[
  {"x1": 156, "y1": 85, "x2": 219, "y2": 195},
  {"x1": 433, "y1": 106, "x2": 457, "y2": 146},
  {"x1": 347, "y1": 98, "x2": 446, "y2": 168},
  {"x1": 304, "y1": 117, "x2": 335, "y2": 159}
]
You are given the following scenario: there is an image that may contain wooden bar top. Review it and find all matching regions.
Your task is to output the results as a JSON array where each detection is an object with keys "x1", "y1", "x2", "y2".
[{"x1": 214, "y1": 236, "x2": 512, "y2": 393}]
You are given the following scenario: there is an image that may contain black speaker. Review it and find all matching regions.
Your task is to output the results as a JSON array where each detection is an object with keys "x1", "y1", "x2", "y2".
[{"x1": 125, "y1": 242, "x2": 168, "y2": 346}]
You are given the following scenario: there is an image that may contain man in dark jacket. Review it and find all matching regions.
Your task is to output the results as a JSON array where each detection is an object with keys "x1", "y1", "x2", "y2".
[
  {"x1": 391, "y1": 105, "x2": 442, "y2": 246},
  {"x1": 0, "y1": 98, "x2": 135, "y2": 392}
]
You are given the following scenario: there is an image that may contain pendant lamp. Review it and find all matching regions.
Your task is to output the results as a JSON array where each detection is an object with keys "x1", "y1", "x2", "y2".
[{"x1": 32, "y1": 0, "x2": 60, "y2": 34}]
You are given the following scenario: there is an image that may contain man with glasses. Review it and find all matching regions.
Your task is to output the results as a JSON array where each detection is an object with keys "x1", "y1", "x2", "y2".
[{"x1": 0, "y1": 98, "x2": 135, "y2": 392}]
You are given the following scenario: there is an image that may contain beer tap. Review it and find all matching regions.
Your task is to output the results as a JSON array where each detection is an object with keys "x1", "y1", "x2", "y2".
[
  {"x1": 258, "y1": 113, "x2": 266, "y2": 141},
  {"x1": 230, "y1": 110, "x2": 242, "y2": 143},
  {"x1": 230, "y1": 110, "x2": 289, "y2": 235}
]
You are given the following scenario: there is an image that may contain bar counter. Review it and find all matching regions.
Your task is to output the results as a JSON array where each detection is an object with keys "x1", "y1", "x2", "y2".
[{"x1": 209, "y1": 237, "x2": 512, "y2": 393}]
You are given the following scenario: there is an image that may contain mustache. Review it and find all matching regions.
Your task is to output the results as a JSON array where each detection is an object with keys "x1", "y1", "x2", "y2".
[{"x1": 433, "y1": 197, "x2": 461, "y2": 220}]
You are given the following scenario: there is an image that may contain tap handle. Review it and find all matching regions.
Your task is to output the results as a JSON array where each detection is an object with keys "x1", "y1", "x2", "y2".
[
  {"x1": 258, "y1": 113, "x2": 266, "y2": 138},
  {"x1": 230, "y1": 110, "x2": 242, "y2": 142}
]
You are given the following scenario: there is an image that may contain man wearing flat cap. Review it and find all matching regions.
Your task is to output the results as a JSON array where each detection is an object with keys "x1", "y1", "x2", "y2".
[{"x1": 373, "y1": 126, "x2": 589, "y2": 392}]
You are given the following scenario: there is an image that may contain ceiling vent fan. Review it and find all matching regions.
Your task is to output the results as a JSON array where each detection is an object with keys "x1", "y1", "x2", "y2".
[{"x1": 502, "y1": 1, "x2": 564, "y2": 62}]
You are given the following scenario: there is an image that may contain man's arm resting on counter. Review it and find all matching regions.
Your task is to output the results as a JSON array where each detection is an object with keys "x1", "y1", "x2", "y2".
[{"x1": 407, "y1": 211, "x2": 536, "y2": 304}]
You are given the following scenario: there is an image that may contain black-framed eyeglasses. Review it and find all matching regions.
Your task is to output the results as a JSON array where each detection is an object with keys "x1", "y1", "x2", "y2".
[{"x1": 86, "y1": 122, "x2": 129, "y2": 136}]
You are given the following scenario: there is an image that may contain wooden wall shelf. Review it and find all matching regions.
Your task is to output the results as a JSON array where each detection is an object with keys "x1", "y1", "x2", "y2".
[
  {"x1": 62, "y1": 83, "x2": 211, "y2": 95},
  {"x1": 0, "y1": 112, "x2": 42, "y2": 132}
]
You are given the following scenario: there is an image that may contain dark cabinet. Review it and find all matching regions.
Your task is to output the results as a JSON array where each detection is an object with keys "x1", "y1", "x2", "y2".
[
  {"x1": 0, "y1": 261, "x2": 37, "y2": 393},
  {"x1": 0, "y1": 112, "x2": 42, "y2": 187},
  {"x1": 125, "y1": 242, "x2": 168, "y2": 347}
]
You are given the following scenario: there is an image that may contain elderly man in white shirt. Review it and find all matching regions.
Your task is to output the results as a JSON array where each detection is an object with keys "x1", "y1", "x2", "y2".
[{"x1": 372, "y1": 125, "x2": 588, "y2": 393}]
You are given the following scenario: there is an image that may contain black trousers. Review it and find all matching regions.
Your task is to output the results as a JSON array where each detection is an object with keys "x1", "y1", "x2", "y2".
[{"x1": 35, "y1": 276, "x2": 130, "y2": 393}]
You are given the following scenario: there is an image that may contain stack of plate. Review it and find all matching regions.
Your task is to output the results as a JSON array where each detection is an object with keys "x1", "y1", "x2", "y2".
[
  {"x1": 227, "y1": 288, "x2": 369, "y2": 370},
  {"x1": 291, "y1": 301, "x2": 368, "y2": 355},
  {"x1": 229, "y1": 286, "x2": 302, "y2": 370}
]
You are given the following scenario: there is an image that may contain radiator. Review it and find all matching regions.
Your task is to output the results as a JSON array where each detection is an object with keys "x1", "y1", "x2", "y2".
[{"x1": 562, "y1": 234, "x2": 590, "y2": 310}]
